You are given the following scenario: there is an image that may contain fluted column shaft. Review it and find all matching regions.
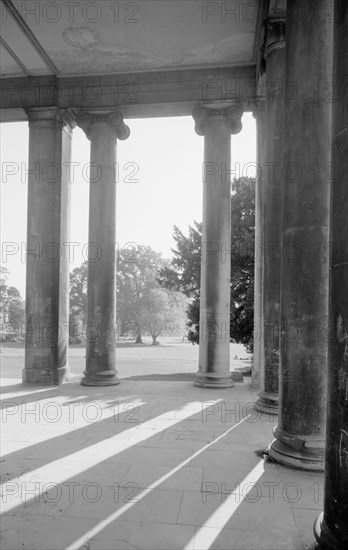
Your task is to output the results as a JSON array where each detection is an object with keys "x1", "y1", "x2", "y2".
[
  {"x1": 314, "y1": 0, "x2": 348, "y2": 547},
  {"x1": 77, "y1": 110, "x2": 130, "y2": 386},
  {"x1": 269, "y1": 0, "x2": 334, "y2": 470},
  {"x1": 255, "y1": 19, "x2": 286, "y2": 414},
  {"x1": 193, "y1": 103, "x2": 243, "y2": 388},
  {"x1": 23, "y1": 107, "x2": 74, "y2": 385}
]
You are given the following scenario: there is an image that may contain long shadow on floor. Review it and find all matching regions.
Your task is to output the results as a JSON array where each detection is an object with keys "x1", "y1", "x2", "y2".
[
  {"x1": 1, "y1": 395, "x2": 164, "y2": 483},
  {"x1": 0, "y1": 387, "x2": 298, "y2": 550}
]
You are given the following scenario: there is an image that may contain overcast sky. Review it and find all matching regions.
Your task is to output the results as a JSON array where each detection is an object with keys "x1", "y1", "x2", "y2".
[{"x1": 0, "y1": 114, "x2": 256, "y2": 297}]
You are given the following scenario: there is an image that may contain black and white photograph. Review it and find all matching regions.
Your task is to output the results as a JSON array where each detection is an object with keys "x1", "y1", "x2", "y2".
[{"x1": 0, "y1": 1, "x2": 347, "y2": 549}]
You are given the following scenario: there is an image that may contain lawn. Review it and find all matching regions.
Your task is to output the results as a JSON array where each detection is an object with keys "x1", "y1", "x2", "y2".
[{"x1": 0, "y1": 337, "x2": 251, "y2": 381}]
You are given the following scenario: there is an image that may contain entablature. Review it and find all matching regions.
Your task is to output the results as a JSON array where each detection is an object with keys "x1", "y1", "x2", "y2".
[{"x1": 0, "y1": 65, "x2": 256, "y2": 122}]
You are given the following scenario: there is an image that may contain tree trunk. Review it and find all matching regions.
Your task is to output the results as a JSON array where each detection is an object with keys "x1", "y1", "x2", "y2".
[
  {"x1": 152, "y1": 331, "x2": 161, "y2": 345},
  {"x1": 135, "y1": 328, "x2": 143, "y2": 344}
]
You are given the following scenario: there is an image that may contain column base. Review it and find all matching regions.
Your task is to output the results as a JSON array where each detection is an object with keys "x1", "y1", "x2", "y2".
[
  {"x1": 268, "y1": 428, "x2": 325, "y2": 471},
  {"x1": 81, "y1": 370, "x2": 120, "y2": 386},
  {"x1": 22, "y1": 365, "x2": 70, "y2": 385},
  {"x1": 313, "y1": 512, "x2": 347, "y2": 550},
  {"x1": 194, "y1": 371, "x2": 234, "y2": 388},
  {"x1": 254, "y1": 391, "x2": 278, "y2": 415}
]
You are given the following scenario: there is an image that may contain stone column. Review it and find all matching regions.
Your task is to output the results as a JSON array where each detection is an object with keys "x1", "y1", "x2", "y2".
[
  {"x1": 23, "y1": 107, "x2": 74, "y2": 385},
  {"x1": 254, "y1": 19, "x2": 286, "y2": 414},
  {"x1": 314, "y1": 0, "x2": 348, "y2": 547},
  {"x1": 268, "y1": 0, "x2": 333, "y2": 470},
  {"x1": 252, "y1": 101, "x2": 265, "y2": 390},
  {"x1": 77, "y1": 110, "x2": 130, "y2": 386},
  {"x1": 193, "y1": 102, "x2": 243, "y2": 388}
]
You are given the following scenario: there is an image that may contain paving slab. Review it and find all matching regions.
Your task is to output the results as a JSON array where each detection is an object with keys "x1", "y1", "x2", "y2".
[{"x1": 0, "y1": 344, "x2": 323, "y2": 550}]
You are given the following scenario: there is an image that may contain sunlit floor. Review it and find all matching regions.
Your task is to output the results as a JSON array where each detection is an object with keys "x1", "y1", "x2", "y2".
[{"x1": 1, "y1": 341, "x2": 323, "y2": 550}]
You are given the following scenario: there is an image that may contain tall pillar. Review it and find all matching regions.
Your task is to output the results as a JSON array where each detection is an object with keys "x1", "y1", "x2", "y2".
[
  {"x1": 77, "y1": 110, "x2": 130, "y2": 386},
  {"x1": 255, "y1": 19, "x2": 286, "y2": 414},
  {"x1": 268, "y1": 0, "x2": 333, "y2": 470},
  {"x1": 23, "y1": 107, "x2": 74, "y2": 385},
  {"x1": 252, "y1": 101, "x2": 265, "y2": 390},
  {"x1": 193, "y1": 102, "x2": 243, "y2": 388},
  {"x1": 314, "y1": 0, "x2": 348, "y2": 547}
]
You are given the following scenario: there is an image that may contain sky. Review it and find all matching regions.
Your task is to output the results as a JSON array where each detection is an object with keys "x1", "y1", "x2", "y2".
[{"x1": 0, "y1": 114, "x2": 256, "y2": 298}]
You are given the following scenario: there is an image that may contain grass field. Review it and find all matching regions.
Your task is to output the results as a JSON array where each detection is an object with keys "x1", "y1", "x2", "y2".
[{"x1": 0, "y1": 337, "x2": 250, "y2": 381}]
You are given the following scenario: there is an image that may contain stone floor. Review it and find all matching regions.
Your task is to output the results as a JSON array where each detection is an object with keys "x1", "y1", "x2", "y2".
[{"x1": 0, "y1": 342, "x2": 323, "y2": 550}]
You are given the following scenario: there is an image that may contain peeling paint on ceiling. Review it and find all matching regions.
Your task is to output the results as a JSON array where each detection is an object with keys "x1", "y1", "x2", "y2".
[{"x1": 63, "y1": 27, "x2": 100, "y2": 48}]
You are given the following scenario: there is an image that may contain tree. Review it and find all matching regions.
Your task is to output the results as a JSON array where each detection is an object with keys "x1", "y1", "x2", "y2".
[
  {"x1": 70, "y1": 262, "x2": 88, "y2": 322},
  {"x1": 158, "y1": 177, "x2": 255, "y2": 351},
  {"x1": 142, "y1": 288, "x2": 188, "y2": 345},
  {"x1": 158, "y1": 222, "x2": 201, "y2": 300},
  {"x1": 229, "y1": 177, "x2": 256, "y2": 350},
  {"x1": 69, "y1": 262, "x2": 88, "y2": 341},
  {"x1": 157, "y1": 223, "x2": 202, "y2": 344},
  {"x1": 69, "y1": 245, "x2": 187, "y2": 345},
  {"x1": 117, "y1": 245, "x2": 170, "y2": 343},
  {"x1": 0, "y1": 267, "x2": 25, "y2": 339},
  {"x1": 7, "y1": 298, "x2": 25, "y2": 327}
]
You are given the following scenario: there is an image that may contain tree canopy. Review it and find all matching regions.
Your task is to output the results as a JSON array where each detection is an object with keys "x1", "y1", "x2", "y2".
[
  {"x1": 0, "y1": 267, "x2": 25, "y2": 339},
  {"x1": 69, "y1": 245, "x2": 187, "y2": 344},
  {"x1": 117, "y1": 245, "x2": 187, "y2": 343}
]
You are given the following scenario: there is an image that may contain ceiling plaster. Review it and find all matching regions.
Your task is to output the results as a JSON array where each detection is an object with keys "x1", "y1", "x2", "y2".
[{"x1": 0, "y1": 0, "x2": 262, "y2": 77}]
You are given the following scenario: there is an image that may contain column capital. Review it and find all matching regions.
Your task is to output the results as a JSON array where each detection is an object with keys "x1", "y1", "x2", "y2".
[
  {"x1": 76, "y1": 109, "x2": 130, "y2": 141},
  {"x1": 264, "y1": 18, "x2": 286, "y2": 59},
  {"x1": 192, "y1": 102, "x2": 243, "y2": 136},
  {"x1": 25, "y1": 107, "x2": 76, "y2": 130}
]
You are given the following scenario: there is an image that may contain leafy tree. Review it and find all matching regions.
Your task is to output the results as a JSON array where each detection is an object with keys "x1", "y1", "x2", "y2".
[
  {"x1": 117, "y1": 245, "x2": 171, "y2": 343},
  {"x1": 7, "y1": 297, "x2": 25, "y2": 327},
  {"x1": 142, "y1": 288, "x2": 188, "y2": 345},
  {"x1": 158, "y1": 177, "x2": 255, "y2": 351},
  {"x1": 69, "y1": 262, "x2": 88, "y2": 341},
  {"x1": 158, "y1": 223, "x2": 201, "y2": 300},
  {"x1": 229, "y1": 177, "x2": 255, "y2": 350},
  {"x1": 0, "y1": 267, "x2": 25, "y2": 339},
  {"x1": 69, "y1": 245, "x2": 187, "y2": 345},
  {"x1": 70, "y1": 262, "x2": 88, "y2": 322}
]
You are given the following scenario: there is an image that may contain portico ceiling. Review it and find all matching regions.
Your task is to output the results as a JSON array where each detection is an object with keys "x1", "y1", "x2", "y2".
[{"x1": 0, "y1": 0, "x2": 266, "y2": 77}]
